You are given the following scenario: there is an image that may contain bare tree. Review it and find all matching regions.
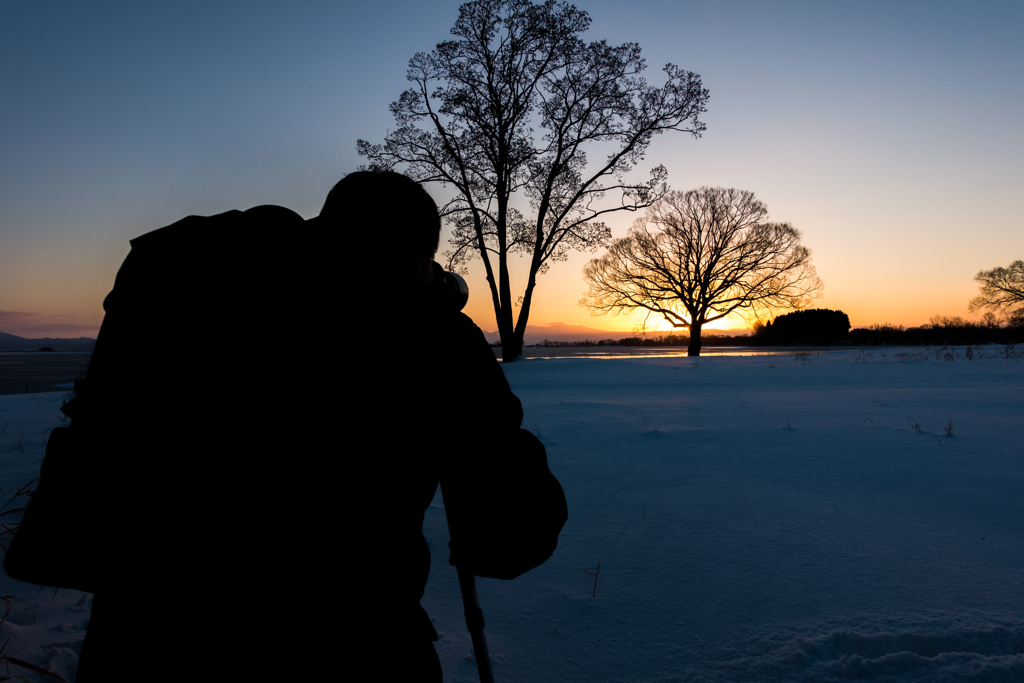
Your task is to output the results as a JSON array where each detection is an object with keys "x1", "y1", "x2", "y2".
[
  {"x1": 357, "y1": 0, "x2": 709, "y2": 361},
  {"x1": 580, "y1": 187, "x2": 822, "y2": 356},
  {"x1": 969, "y1": 260, "x2": 1024, "y2": 324}
]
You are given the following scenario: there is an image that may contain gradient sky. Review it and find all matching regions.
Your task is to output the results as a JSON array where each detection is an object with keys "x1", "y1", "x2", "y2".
[{"x1": 2, "y1": 0, "x2": 1021, "y2": 339}]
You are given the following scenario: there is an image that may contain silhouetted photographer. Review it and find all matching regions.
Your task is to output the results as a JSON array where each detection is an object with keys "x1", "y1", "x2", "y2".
[
  {"x1": 5, "y1": 170, "x2": 566, "y2": 681},
  {"x1": 317, "y1": 171, "x2": 567, "y2": 680}
]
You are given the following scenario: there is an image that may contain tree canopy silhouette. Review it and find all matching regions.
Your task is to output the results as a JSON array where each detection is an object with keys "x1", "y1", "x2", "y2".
[
  {"x1": 580, "y1": 187, "x2": 822, "y2": 356},
  {"x1": 969, "y1": 260, "x2": 1024, "y2": 325},
  {"x1": 754, "y1": 308, "x2": 850, "y2": 346},
  {"x1": 357, "y1": 0, "x2": 709, "y2": 361}
]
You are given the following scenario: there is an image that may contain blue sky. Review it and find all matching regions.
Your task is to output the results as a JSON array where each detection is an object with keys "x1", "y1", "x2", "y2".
[{"x1": 2, "y1": 1, "x2": 1021, "y2": 337}]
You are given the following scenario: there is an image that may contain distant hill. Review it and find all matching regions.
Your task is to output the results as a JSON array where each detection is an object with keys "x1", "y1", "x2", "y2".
[
  {"x1": 480, "y1": 322, "x2": 629, "y2": 345},
  {"x1": 0, "y1": 330, "x2": 96, "y2": 351}
]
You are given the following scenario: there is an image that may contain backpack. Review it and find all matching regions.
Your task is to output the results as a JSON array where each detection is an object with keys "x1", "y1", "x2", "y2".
[{"x1": 4, "y1": 205, "x2": 312, "y2": 592}]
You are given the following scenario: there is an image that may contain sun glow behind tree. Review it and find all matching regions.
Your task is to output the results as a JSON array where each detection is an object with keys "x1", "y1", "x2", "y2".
[
  {"x1": 581, "y1": 187, "x2": 821, "y2": 355},
  {"x1": 358, "y1": 0, "x2": 709, "y2": 360}
]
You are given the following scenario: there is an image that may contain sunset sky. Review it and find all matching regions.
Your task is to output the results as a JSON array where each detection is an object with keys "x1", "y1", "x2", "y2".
[{"x1": 2, "y1": 1, "x2": 1021, "y2": 339}]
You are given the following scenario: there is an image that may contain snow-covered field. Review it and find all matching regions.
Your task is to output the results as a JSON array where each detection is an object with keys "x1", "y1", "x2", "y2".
[
  {"x1": 0, "y1": 390, "x2": 85, "y2": 682},
  {"x1": 425, "y1": 347, "x2": 1024, "y2": 682},
  {"x1": 1, "y1": 346, "x2": 1023, "y2": 681}
]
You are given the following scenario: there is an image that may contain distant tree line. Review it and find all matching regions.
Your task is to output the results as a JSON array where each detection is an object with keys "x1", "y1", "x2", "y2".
[
  {"x1": 744, "y1": 258, "x2": 1024, "y2": 346},
  {"x1": 488, "y1": 308, "x2": 1024, "y2": 349},
  {"x1": 612, "y1": 332, "x2": 751, "y2": 347},
  {"x1": 752, "y1": 309, "x2": 850, "y2": 346},
  {"x1": 489, "y1": 332, "x2": 752, "y2": 348},
  {"x1": 751, "y1": 308, "x2": 1024, "y2": 347},
  {"x1": 843, "y1": 315, "x2": 1024, "y2": 347}
]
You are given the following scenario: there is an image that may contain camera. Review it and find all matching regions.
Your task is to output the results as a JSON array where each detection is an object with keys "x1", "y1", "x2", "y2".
[
  {"x1": 439, "y1": 268, "x2": 469, "y2": 311},
  {"x1": 430, "y1": 261, "x2": 469, "y2": 310}
]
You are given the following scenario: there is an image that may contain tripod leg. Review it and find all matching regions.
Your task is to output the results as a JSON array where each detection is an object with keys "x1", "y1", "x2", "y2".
[{"x1": 456, "y1": 564, "x2": 495, "y2": 683}]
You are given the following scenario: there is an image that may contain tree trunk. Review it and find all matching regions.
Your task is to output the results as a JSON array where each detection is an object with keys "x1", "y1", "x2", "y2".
[
  {"x1": 496, "y1": 273, "x2": 521, "y2": 362},
  {"x1": 687, "y1": 320, "x2": 703, "y2": 356},
  {"x1": 502, "y1": 327, "x2": 524, "y2": 362},
  {"x1": 503, "y1": 270, "x2": 540, "y2": 363},
  {"x1": 492, "y1": 272, "x2": 516, "y2": 363}
]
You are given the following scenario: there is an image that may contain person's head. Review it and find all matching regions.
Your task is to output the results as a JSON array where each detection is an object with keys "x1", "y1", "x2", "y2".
[{"x1": 320, "y1": 170, "x2": 440, "y2": 280}]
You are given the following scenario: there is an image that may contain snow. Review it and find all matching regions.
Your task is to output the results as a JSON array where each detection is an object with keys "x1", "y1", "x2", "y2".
[
  {"x1": 0, "y1": 390, "x2": 86, "y2": 683},
  {"x1": 423, "y1": 347, "x2": 1024, "y2": 681},
  {"x1": 1, "y1": 347, "x2": 1023, "y2": 681}
]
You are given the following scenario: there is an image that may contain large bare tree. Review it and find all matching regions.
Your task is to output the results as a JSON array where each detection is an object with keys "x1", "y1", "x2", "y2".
[
  {"x1": 357, "y1": 0, "x2": 709, "y2": 361},
  {"x1": 968, "y1": 260, "x2": 1024, "y2": 324},
  {"x1": 580, "y1": 187, "x2": 822, "y2": 356}
]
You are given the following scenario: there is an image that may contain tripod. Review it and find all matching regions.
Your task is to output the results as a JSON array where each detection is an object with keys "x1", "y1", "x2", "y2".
[
  {"x1": 456, "y1": 564, "x2": 495, "y2": 683},
  {"x1": 442, "y1": 480, "x2": 495, "y2": 683}
]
